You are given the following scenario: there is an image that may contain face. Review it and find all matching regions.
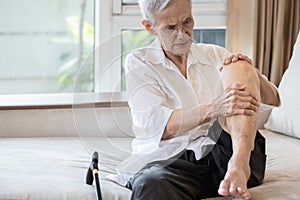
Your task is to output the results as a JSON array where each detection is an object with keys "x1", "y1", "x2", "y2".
[{"x1": 146, "y1": 0, "x2": 194, "y2": 57}]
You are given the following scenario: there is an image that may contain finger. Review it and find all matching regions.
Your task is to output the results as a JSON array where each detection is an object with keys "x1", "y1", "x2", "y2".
[
  {"x1": 225, "y1": 91, "x2": 260, "y2": 111},
  {"x1": 223, "y1": 55, "x2": 234, "y2": 65},
  {"x1": 226, "y1": 88, "x2": 248, "y2": 99},
  {"x1": 220, "y1": 99, "x2": 259, "y2": 117},
  {"x1": 246, "y1": 97, "x2": 260, "y2": 108},
  {"x1": 228, "y1": 92, "x2": 260, "y2": 108},
  {"x1": 236, "y1": 91, "x2": 260, "y2": 105},
  {"x1": 219, "y1": 65, "x2": 224, "y2": 72},
  {"x1": 226, "y1": 84, "x2": 246, "y2": 91},
  {"x1": 224, "y1": 108, "x2": 256, "y2": 117},
  {"x1": 240, "y1": 109, "x2": 257, "y2": 116},
  {"x1": 232, "y1": 54, "x2": 241, "y2": 62},
  {"x1": 238, "y1": 54, "x2": 253, "y2": 64},
  {"x1": 231, "y1": 83, "x2": 246, "y2": 89},
  {"x1": 238, "y1": 54, "x2": 246, "y2": 59},
  {"x1": 227, "y1": 87, "x2": 259, "y2": 101},
  {"x1": 224, "y1": 88, "x2": 246, "y2": 101},
  {"x1": 241, "y1": 97, "x2": 260, "y2": 108},
  {"x1": 231, "y1": 108, "x2": 257, "y2": 116},
  {"x1": 235, "y1": 102, "x2": 259, "y2": 112},
  {"x1": 231, "y1": 89, "x2": 258, "y2": 100},
  {"x1": 224, "y1": 87, "x2": 259, "y2": 109}
]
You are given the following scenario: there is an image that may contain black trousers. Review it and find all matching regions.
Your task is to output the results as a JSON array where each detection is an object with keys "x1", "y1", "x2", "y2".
[{"x1": 126, "y1": 126, "x2": 266, "y2": 200}]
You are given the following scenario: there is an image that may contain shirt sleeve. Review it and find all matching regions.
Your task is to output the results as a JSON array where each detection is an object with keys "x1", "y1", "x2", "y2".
[
  {"x1": 209, "y1": 44, "x2": 233, "y2": 71},
  {"x1": 125, "y1": 53, "x2": 174, "y2": 154}
]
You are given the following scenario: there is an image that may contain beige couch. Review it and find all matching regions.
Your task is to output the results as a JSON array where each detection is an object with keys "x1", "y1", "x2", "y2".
[
  {"x1": 0, "y1": 110, "x2": 299, "y2": 200},
  {"x1": 1, "y1": 32, "x2": 299, "y2": 200}
]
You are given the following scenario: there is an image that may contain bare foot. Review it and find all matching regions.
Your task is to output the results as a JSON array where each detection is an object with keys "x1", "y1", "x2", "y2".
[{"x1": 218, "y1": 157, "x2": 251, "y2": 200}]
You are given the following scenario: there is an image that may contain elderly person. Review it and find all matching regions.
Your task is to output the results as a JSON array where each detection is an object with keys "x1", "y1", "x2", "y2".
[{"x1": 114, "y1": 0, "x2": 280, "y2": 199}]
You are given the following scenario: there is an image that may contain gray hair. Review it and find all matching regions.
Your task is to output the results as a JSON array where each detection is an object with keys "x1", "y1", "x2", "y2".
[{"x1": 138, "y1": 0, "x2": 191, "y2": 25}]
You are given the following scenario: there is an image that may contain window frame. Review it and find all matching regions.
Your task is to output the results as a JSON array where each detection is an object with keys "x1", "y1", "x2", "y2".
[{"x1": 0, "y1": 93, "x2": 128, "y2": 110}]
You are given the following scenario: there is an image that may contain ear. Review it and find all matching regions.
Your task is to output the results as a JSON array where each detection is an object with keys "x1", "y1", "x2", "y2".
[{"x1": 141, "y1": 19, "x2": 157, "y2": 35}]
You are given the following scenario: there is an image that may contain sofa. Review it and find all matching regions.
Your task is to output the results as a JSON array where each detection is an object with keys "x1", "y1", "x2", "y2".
[{"x1": 1, "y1": 32, "x2": 300, "y2": 199}]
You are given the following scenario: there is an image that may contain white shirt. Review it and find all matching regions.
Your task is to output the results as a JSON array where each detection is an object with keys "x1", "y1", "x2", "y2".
[{"x1": 108, "y1": 39, "x2": 274, "y2": 186}]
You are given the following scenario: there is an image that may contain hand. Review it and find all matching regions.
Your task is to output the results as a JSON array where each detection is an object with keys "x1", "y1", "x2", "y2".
[
  {"x1": 210, "y1": 84, "x2": 260, "y2": 118},
  {"x1": 220, "y1": 54, "x2": 253, "y2": 72},
  {"x1": 224, "y1": 53, "x2": 252, "y2": 65}
]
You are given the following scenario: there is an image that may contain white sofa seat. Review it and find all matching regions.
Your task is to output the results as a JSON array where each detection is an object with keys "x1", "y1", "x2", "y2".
[
  {"x1": 250, "y1": 130, "x2": 300, "y2": 200},
  {"x1": 0, "y1": 137, "x2": 132, "y2": 200},
  {"x1": 1, "y1": 128, "x2": 300, "y2": 200}
]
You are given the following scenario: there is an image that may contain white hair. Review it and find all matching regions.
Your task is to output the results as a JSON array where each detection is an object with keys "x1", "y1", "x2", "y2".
[{"x1": 138, "y1": 0, "x2": 191, "y2": 25}]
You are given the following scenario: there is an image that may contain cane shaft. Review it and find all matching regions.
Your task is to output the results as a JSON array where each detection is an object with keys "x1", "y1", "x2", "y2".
[{"x1": 93, "y1": 169, "x2": 102, "y2": 200}]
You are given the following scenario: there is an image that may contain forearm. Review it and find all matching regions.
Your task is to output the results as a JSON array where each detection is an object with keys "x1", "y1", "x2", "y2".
[
  {"x1": 256, "y1": 69, "x2": 280, "y2": 106},
  {"x1": 163, "y1": 78, "x2": 260, "y2": 140},
  {"x1": 162, "y1": 104, "x2": 213, "y2": 140}
]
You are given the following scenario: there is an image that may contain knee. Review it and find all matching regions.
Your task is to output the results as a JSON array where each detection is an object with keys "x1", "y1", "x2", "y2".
[
  {"x1": 221, "y1": 60, "x2": 259, "y2": 86},
  {"x1": 222, "y1": 61, "x2": 257, "y2": 78},
  {"x1": 131, "y1": 169, "x2": 168, "y2": 199},
  {"x1": 132, "y1": 170, "x2": 162, "y2": 188}
]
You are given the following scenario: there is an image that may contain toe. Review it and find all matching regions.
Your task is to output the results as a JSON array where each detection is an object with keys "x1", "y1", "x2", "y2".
[
  {"x1": 218, "y1": 179, "x2": 230, "y2": 196},
  {"x1": 229, "y1": 186, "x2": 238, "y2": 196},
  {"x1": 237, "y1": 187, "x2": 251, "y2": 200},
  {"x1": 237, "y1": 187, "x2": 246, "y2": 194}
]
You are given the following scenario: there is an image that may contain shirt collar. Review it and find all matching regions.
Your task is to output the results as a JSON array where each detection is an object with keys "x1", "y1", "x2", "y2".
[
  {"x1": 189, "y1": 43, "x2": 213, "y2": 66},
  {"x1": 142, "y1": 39, "x2": 212, "y2": 69},
  {"x1": 142, "y1": 39, "x2": 168, "y2": 65}
]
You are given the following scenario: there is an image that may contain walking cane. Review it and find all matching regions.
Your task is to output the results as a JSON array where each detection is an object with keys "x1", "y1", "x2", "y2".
[{"x1": 86, "y1": 151, "x2": 102, "y2": 200}]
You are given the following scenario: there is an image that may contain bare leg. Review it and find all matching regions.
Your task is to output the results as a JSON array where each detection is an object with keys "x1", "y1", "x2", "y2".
[{"x1": 218, "y1": 61, "x2": 260, "y2": 200}]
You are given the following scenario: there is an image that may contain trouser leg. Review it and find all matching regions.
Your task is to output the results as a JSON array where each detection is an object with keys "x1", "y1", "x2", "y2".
[
  {"x1": 126, "y1": 127, "x2": 266, "y2": 200},
  {"x1": 127, "y1": 160, "x2": 213, "y2": 200},
  {"x1": 208, "y1": 127, "x2": 266, "y2": 188}
]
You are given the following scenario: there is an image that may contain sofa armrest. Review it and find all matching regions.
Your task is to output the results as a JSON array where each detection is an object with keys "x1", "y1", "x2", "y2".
[{"x1": 0, "y1": 107, "x2": 134, "y2": 138}]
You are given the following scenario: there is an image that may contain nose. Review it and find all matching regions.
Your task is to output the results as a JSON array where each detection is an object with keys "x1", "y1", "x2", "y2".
[{"x1": 176, "y1": 26, "x2": 185, "y2": 39}]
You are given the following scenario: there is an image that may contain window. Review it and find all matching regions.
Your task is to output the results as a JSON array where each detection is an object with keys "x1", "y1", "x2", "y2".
[
  {"x1": 95, "y1": 0, "x2": 227, "y2": 93},
  {"x1": 0, "y1": 0, "x2": 226, "y2": 104},
  {"x1": 120, "y1": 29, "x2": 225, "y2": 90},
  {"x1": 0, "y1": 0, "x2": 95, "y2": 94},
  {"x1": 106, "y1": 0, "x2": 227, "y2": 92}
]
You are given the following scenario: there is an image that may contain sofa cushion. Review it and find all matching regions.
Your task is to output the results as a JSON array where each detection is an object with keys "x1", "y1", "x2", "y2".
[
  {"x1": 249, "y1": 129, "x2": 300, "y2": 200},
  {"x1": 264, "y1": 30, "x2": 300, "y2": 138},
  {"x1": 1, "y1": 132, "x2": 300, "y2": 200},
  {"x1": 0, "y1": 137, "x2": 132, "y2": 200}
]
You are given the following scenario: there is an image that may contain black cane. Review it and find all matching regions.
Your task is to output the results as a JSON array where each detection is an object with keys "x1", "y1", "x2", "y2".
[{"x1": 86, "y1": 151, "x2": 102, "y2": 200}]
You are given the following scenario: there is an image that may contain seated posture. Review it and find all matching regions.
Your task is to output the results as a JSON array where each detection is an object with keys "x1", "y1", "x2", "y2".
[{"x1": 115, "y1": 0, "x2": 280, "y2": 199}]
